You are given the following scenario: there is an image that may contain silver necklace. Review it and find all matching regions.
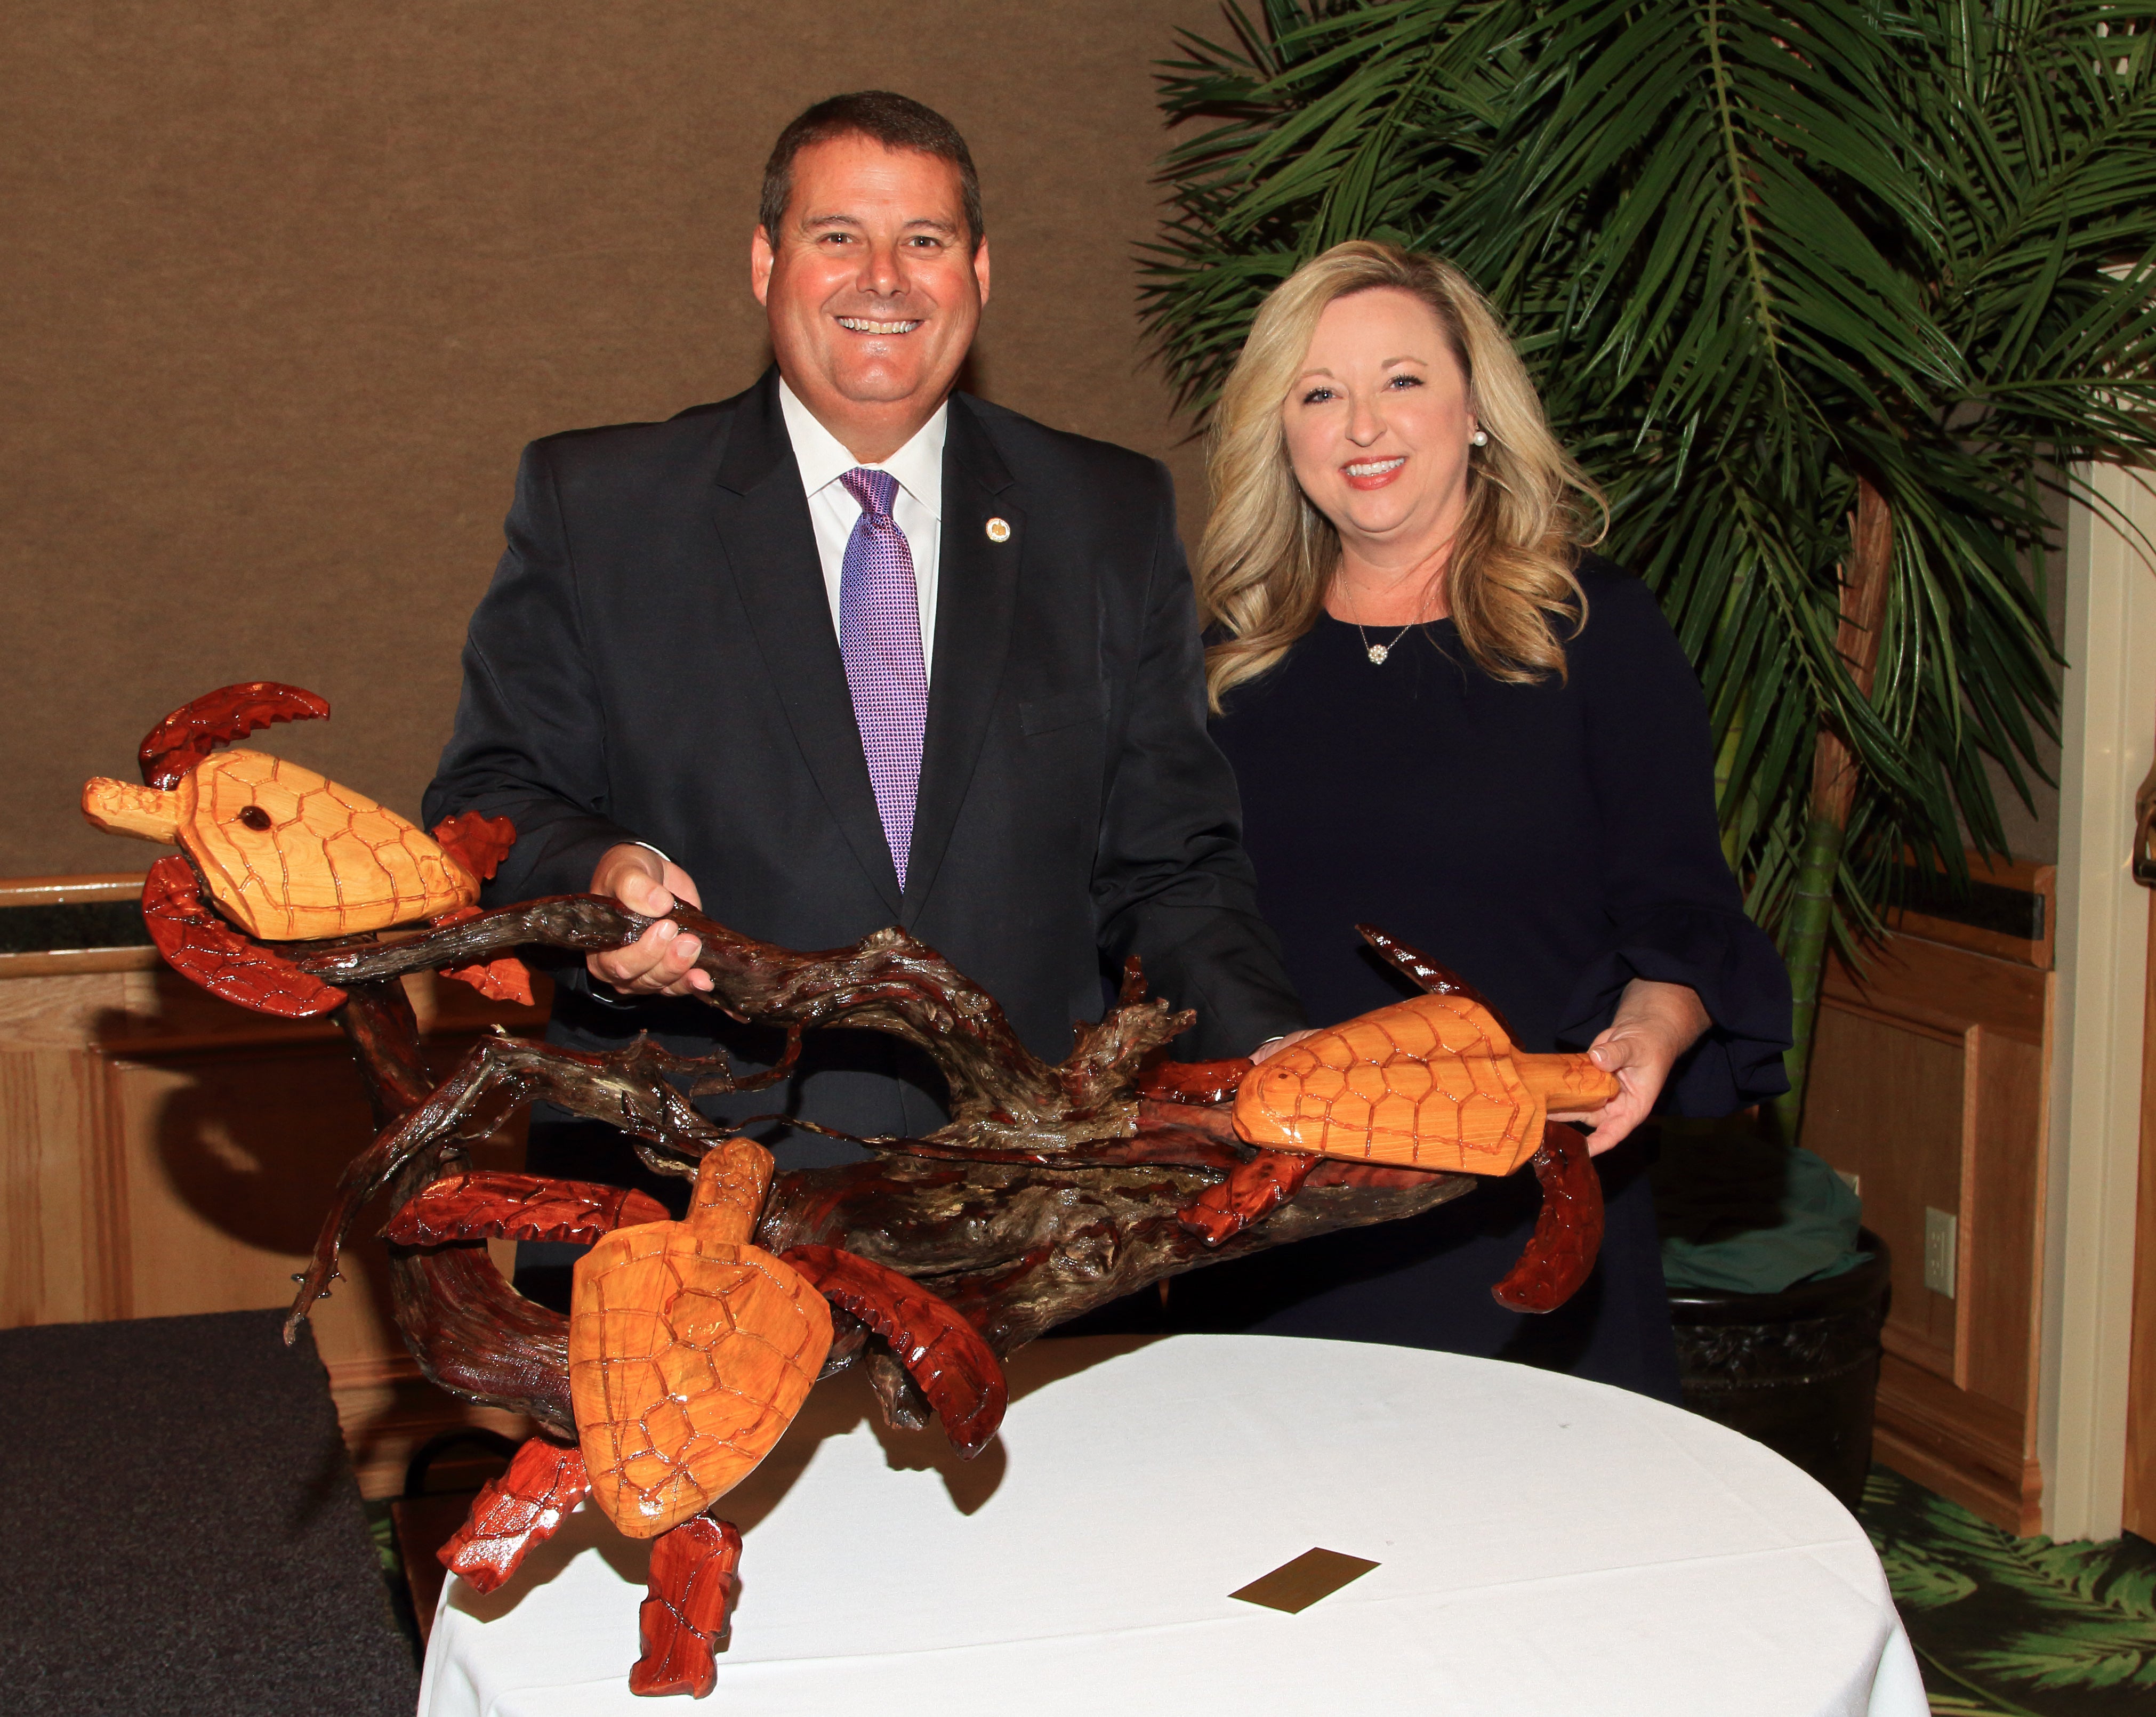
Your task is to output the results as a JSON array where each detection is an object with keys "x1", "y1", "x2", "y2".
[{"x1": 1343, "y1": 585, "x2": 1416, "y2": 665}]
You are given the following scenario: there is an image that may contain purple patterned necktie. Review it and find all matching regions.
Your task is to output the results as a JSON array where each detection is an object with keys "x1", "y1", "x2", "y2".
[{"x1": 838, "y1": 467, "x2": 928, "y2": 890}]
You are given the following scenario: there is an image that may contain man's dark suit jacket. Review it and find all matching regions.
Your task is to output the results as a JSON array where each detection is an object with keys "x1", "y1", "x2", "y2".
[{"x1": 423, "y1": 368, "x2": 1304, "y2": 1159}]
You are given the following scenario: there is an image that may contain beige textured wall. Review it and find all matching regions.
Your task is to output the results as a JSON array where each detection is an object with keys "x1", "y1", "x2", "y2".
[{"x1": 5, "y1": 0, "x2": 1221, "y2": 877}]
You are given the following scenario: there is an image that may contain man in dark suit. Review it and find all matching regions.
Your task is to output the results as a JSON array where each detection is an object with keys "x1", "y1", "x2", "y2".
[{"x1": 424, "y1": 92, "x2": 1302, "y2": 1200}]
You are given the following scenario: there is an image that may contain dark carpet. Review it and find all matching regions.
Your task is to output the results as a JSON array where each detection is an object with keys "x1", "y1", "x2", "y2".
[
  {"x1": 1862, "y1": 1466, "x2": 2156, "y2": 1714},
  {"x1": 0, "y1": 1309, "x2": 419, "y2": 1716}
]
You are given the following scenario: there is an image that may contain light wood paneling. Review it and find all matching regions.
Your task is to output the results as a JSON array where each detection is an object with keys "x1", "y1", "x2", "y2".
[
  {"x1": 1, "y1": 893, "x2": 549, "y2": 1498},
  {"x1": 1965, "y1": 1030, "x2": 2045, "y2": 1415},
  {"x1": 1835, "y1": 932, "x2": 2047, "y2": 1043},
  {"x1": 0, "y1": 1044, "x2": 126, "y2": 1325},
  {"x1": 1887, "y1": 853, "x2": 2056, "y2": 970},
  {"x1": 1805, "y1": 920, "x2": 2054, "y2": 1534},
  {"x1": 1873, "y1": 1354, "x2": 2045, "y2": 1536},
  {"x1": 1807, "y1": 1002, "x2": 1965, "y2": 1378}
]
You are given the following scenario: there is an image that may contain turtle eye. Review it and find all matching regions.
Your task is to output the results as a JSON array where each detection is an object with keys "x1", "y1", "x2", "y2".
[{"x1": 237, "y1": 804, "x2": 273, "y2": 832}]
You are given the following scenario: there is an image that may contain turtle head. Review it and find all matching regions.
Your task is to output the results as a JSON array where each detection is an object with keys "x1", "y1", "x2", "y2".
[
  {"x1": 84, "y1": 683, "x2": 481, "y2": 940},
  {"x1": 82, "y1": 777, "x2": 181, "y2": 844},
  {"x1": 687, "y1": 1137, "x2": 776, "y2": 1245},
  {"x1": 83, "y1": 680, "x2": 333, "y2": 850}
]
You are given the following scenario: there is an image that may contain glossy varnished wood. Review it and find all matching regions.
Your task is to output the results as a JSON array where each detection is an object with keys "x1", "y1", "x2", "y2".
[
  {"x1": 438, "y1": 1434, "x2": 591, "y2": 1594},
  {"x1": 1232, "y1": 993, "x2": 1616, "y2": 1175},
  {"x1": 570, "y1": 1140, "x2": 834, "y2": 1540},
  {"x1": 782, "y1": 1243, "x2": 1007, "y2": 1457},
  {"x1": 631, "y1": 1517, "x2": 743, "y2": 1699},
  {"x1": 387, "y1": 1172, "x2": 668, "y2": 1248}
]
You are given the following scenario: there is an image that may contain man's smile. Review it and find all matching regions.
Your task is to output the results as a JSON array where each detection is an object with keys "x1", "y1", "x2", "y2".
[{"x1": 835, "y1": 316, "x2": 922, "y2": 335}]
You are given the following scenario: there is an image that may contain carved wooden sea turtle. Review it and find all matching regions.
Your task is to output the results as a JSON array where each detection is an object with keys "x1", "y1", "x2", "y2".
[
  {"x1": 1233, "y1": 990, "x2": 1618, "y2": 1175},
  {"x1": 77, "y1": 682, "x2": 521, "y2": 1015},
  {"x1": 1140, "y1": 925, "x2": 1619, "y2": 1310},
  {"x1": 393, "y1": 1136, "x2": 1006, "y2": 1698},
  {"x1": 572, "y1": 1135, "x2": 836, "y2": 1538}
]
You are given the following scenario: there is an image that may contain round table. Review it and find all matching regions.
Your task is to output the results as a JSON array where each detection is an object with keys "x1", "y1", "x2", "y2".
[{"x1": 418, "y1": 1334, "x2": 1926, "y2": 1716}]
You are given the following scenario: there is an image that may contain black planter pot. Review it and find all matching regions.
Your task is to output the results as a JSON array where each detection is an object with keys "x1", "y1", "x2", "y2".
[{"x1": 1666, "y1": 1230, "x2": 1891, "y2": 1513}]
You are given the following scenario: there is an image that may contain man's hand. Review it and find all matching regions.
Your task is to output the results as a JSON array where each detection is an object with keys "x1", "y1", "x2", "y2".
[
  {"x1": 1249, "y1": 1029, "x2": 1317, "y2": 1063},
  {"x1": 586, "y1": 843, "x2": 714, "y2": 997},
  {"x1": 1550, "y1": 978, "x2": 1709, "y2": 1156}
]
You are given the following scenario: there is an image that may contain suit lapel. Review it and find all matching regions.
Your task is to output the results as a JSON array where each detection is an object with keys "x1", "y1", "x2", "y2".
[
  {"x1": 711, "y1": 369, "x2": 903, "y2": 916},
  {"x1": 905, "y1": 394, "x2": 1020, "y2": 920}
]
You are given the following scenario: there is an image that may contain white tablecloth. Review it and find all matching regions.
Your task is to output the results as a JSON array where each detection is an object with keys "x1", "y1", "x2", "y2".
[{"x1": 419, "y1": 1334, "x2": 1926, "y2": 1716}]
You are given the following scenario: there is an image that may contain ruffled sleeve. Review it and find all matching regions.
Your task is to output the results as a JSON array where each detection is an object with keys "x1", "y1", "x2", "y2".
[{"x1": 1555, "y1": 562, "x2": 1793, "y2": 1115}]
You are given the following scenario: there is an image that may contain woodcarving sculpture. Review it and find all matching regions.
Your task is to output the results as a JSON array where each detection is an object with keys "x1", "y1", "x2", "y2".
[{"x1": 84, "y1": 683, "x2": 1615, "y2": 1699}]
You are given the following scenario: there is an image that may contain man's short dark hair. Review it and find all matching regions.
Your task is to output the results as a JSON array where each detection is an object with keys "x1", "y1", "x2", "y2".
[{"x1": 759, "y1": 91, "x2": 984, "y2": 251}]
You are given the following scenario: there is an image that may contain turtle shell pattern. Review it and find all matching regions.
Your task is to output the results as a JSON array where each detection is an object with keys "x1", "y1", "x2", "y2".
[
  {"x1": 1233, "y1": 992, "x2": 1546, "y2": 1176},
  {"x1": 181, "y1": 749, "x2": 477, "y2": 939},
  {"x1": 569, "y1": 1150, "x2": 834, "y2": 1541}
]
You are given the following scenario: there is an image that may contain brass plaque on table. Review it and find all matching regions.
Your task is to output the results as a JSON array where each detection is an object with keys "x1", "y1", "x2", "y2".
[{"x1": 1229, "y1": 1547, "x2": 1380, "y2": 1614}]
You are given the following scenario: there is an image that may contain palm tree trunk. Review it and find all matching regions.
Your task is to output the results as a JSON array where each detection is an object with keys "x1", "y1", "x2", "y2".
[{"x1": 1771, "y1": 477, "x2": 1892, "y2": 1141}]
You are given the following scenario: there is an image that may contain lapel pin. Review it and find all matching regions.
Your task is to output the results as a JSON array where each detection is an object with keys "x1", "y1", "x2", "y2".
[{"x1": 985, "y1": 517, "x2": 1011, "y2": 543}]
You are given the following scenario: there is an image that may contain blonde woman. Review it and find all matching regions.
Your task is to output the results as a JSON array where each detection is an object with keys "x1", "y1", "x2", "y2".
[{"x1": 1171, "y1": 243, "x2": 1791, "y2": 1399}]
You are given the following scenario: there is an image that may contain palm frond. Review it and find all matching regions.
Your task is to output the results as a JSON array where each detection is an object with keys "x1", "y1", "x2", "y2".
[
  {"x1": 1905, "y1": 1492, "x2": 2156, "y2": 1691},
  {"x1": 1144, "y1": 0, "x2": 2156, "y2": 1023}
]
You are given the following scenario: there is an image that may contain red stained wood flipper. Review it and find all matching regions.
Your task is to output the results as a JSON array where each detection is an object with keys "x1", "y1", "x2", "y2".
[
  {"x1": 141, "y1": 855, "x2": 348, "y2": 1018},
  {"x1": 439, "y1": 1436, "x2": 591, "y2": 1595},
  {"x1": 430, "y1": 810, "x2": 517, "y2": 881},
  {"x1": 1178, "y1": 1147, "x2": 1318, "y2": 1245},
  {"x1": 428, "y1": 905, "x2": 537, "y2": 1005},
  {"x1": 782, "y1": 1246, "x2": 1007, "y2": 1458},
  {"x1": 631, "y1": 1517, "x2": 743, "y2": 1699},
  {"x1": 1137, "y1": 1057, "x2": 1252, "y2": 1105},
  {"x1": 1356, "y1": 922, "x2": 1521, "y2": 1035},
  {"x1": 440, "y1": 957, "x2": 536, "y2": 1005},
  {"x1": 1490, "y1": 1123, "x2": 1604, "y2": 1313},
  {"x1": 136, "y1": 681, "x2": 331, "y2": 789},
  {"x1": 386, "y1": 1172, "x2": 669, "y2": 1247}
]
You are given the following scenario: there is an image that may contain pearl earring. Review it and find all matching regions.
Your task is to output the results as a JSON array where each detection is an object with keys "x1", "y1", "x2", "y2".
[{"x1": 1471, "y1": 429, "x2": 1489, "y2": 447}]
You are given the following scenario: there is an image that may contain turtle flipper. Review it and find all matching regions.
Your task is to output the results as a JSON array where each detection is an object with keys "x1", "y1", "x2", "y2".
[
  {"x1": 438, "y1": 1436, "x2": 591, "y2": 1595},
  {"x1": 385, "y1": 1172, "x2": 669, "y2": 1247},
  {"x1": 1136, "y1": 1055, "x2": 1252, "y2": 1104},
  {"x1": 1177, "y1": 1147, "x2": 1317, "y2": 1244},
  {"x1": 1490, "y1": 1123, "x2": 1604, "y2": 1313},
  {"x1": 1356, "y1": 922, "x2": 1522, "y2": 1038},
  {"x1": 137, "y1": 681, "x2": 330, "y2": 789},
  {"x1": 631, "y1": 1517, "x2": 742, "y2": 1698},
  {"x1": 141, "y1": 855, "x2": 348, "y2": 1018},
  {"x1": 430, "y1": 810, "x2": 516, "y2": 881},
  {"x1": 781, "y1": 1246, "x2": 1007, "y2": 1458}
]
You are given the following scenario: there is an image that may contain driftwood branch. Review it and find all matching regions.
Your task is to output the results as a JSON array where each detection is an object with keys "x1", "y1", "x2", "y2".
[
  {"x1": 294, "y1": 898, "x2": 1182, "y2": 1154},
  {"x1": 285, "y1": 898, "x2": 1486, "y2": 1440}
]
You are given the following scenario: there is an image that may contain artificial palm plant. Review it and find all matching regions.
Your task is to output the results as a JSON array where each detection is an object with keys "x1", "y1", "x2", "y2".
[{"x1": 1143, "y1": 0, "x2": 2156, "y2": 1133}]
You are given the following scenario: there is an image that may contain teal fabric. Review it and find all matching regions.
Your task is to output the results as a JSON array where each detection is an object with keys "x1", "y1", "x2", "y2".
[{"x1": 1653, "y1": 1120, "x2": 1867, "y2": 1295}]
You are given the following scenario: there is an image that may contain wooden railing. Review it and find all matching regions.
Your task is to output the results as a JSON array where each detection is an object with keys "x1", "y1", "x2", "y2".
[{"x1": 0, "y1": 872, "x2": 547, "y2": 1495}]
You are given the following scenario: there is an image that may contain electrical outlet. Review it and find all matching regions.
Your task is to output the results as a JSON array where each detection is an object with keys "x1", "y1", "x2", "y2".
[
  {"x1": 1836, "y1": 1168, "x2": 1861, "y2": 1200},
  {"x1": 1924, "y1": 1207, "x2": 1958, "y2": 1296}
]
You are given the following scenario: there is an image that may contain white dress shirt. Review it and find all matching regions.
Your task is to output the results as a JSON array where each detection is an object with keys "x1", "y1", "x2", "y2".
[{"x1": 778, "y1": 379, "x2": 945, "y2": 683}]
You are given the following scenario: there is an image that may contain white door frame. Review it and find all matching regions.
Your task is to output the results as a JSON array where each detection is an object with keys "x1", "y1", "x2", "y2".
[{"x1": 2043, "y1": 463, "x2": 2156, "y2": 1540}]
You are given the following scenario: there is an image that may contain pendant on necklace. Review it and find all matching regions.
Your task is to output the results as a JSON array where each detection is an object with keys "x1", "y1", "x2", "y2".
[{"x1": 1367, "y1": 643, "x2": 1390, "y2": 665}]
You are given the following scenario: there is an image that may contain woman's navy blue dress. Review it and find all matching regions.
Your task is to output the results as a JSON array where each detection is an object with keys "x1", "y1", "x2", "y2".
[{"x1": 1168, "y1": 557, "x2": 1792, "y2": 1401}]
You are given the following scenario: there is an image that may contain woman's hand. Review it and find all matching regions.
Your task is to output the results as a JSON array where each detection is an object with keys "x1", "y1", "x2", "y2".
[
  {"x1": 586, "y1": 843, "x2": 714, "y2": 997},
  {"x1": 1550, "y1": 978, "x2": 1709, "y2": 1156}
]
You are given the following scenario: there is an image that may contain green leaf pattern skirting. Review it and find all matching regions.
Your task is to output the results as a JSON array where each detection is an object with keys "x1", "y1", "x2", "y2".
[{"x1": 1861, "y1": 1466, "x2": 2156, "y2": 1714}]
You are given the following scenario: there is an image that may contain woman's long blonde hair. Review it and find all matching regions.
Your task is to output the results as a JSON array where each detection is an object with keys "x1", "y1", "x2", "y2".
[{"x1": 1196, "y1": 241, "x2": 1605, "y2": 709}]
